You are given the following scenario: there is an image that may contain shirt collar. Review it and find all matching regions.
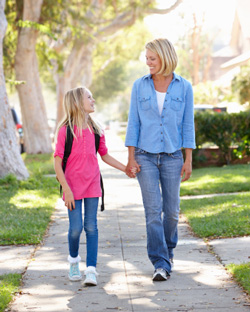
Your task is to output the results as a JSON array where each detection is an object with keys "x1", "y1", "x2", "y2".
[{"x1": 142, "y1": 72, "x2": 180, "y2": 81}]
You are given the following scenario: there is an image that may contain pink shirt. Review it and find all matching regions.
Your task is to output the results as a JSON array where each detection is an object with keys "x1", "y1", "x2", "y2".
[{"x1": 54, "y1": 126, "x2": 108, "y2": 200}]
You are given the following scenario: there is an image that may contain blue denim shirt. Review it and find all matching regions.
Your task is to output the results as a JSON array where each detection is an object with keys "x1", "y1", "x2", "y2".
[{"x1": 125, "y1": 73, "x2": 196, "y2": 153}]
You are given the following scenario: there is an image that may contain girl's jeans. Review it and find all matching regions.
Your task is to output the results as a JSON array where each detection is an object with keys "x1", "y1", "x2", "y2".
[
  {"x1": 68, "y1": 197, "x2": 99, "y2": 267},
  {"x1": 135, "y1": 148, "x2": 183, "y2": 274}
]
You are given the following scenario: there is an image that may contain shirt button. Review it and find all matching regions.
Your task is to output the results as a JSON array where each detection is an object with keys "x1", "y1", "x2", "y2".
[
  {"x1": 162, "y1": 116, "x2": 164, "y2": 118},
  {"x1": 161, "y1": 140, "x2": 163, "y2": 142},
  {"x1": 160, "y1": 124, "x2": 162, "y2": 126},
  {"x1": 161, "y1": 132, "x2": 163, "y2": 134}
]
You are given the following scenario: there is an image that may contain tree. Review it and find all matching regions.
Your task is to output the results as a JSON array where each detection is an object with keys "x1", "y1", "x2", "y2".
[
  {"x1": 176, "y1": 13, "x2": 214, "y2": 85},
  {"x1": 231, "y1": 64, "x2": 250, "y2": 105},
  {"x1": 47, "y1": 0, "x2": 183, "y2": 125},
  {"x1": 15, "y1": 0, "x2": 52, "y2": 154},
  {"x1": 3, "y1": 0, "x2": 182, "y2": 150},
  {"x1": 90, "y1": 20, "x2": 150, "y2": 106},
  {"x1": 0, "y1": 0, "x2": 29, "y2": 179}
]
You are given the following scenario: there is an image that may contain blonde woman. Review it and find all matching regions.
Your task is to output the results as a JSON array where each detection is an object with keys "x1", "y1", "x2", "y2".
[
  {"x1": 54, "y1": 87, "x2": 126, "y2": 286},
  {"x1": 125, "y1": 38, "x2": 195, "y2": 281}
]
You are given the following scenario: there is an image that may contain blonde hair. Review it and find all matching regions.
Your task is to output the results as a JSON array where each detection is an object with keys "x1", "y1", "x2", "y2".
[
  {"x1": 145, "y1": 38, "x2": 178, "y2": 76},
  {"x1": 56, "y1": 86, "x2": 102, "y2": 140}
]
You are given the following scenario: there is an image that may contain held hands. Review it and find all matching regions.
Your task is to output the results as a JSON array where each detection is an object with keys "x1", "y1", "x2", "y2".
[{"x1": 125, "y1": 159, "x2": 141, "y2": 178}]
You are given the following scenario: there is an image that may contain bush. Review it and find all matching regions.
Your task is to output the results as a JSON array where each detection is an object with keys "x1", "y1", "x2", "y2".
[{"x1": 194, "y1": 110, "x2": 250, "y2": 165}]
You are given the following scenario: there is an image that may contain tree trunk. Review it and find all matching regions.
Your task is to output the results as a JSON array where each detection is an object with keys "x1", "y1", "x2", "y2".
[
  {"x1": 0, "y1": 0, "x2": 29, "y2": 179},
  {"x1": 55, "y1": 41, "x2": 95, "y2": 126},
  {"x1": 15, "y1": 0, "x2": 52, "y2": 154}
]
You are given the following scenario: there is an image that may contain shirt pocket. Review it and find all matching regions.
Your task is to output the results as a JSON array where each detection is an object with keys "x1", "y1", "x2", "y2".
[
  {"x1": 170, "y1": 96, "x2": 183, "y2": 111},
  {"x1": 139, "y1": 96, "x2": 151, "y2": 110}
]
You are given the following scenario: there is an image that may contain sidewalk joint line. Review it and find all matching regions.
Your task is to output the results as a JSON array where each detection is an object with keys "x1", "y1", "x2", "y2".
[{"x1": 116, "y1": 208, "x2": 134, "y2": 312}]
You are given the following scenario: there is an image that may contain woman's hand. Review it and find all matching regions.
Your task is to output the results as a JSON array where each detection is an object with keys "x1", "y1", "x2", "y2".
[
  {"x1": 180, "y1": 161, "x2": 192, "y2": 182},
  {"x1": 126, "y1": 159, "x2": 141, "y2": 178},
  {"x1": 64, "y1": 189, "x2": 75, "y2": 211}
]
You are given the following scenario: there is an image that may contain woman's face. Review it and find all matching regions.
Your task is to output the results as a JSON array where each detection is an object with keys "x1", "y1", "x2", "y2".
[
  {"x1": 83, "y1": 89, "x2": 95, "y2": 114},
  {"x1": 146, "y1": 49, "x2": 161, "y2": 75}
]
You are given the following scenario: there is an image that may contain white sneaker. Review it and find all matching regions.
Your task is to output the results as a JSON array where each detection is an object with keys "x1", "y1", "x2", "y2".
[
  {"x1": 68, "y1": 255, "x2": 82, "y2": 281},
  {"x1": 69, "y1": 262, "x2": 82, "y2": 281},
  {"x1": 83, "y1": 266, "x2": 98, "y2": 286},
  {"x1": 152, "y1": 268, "x2": 170, "y2": 281}
]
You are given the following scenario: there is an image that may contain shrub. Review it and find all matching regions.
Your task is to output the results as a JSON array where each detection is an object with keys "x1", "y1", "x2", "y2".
[{"x1": 194, "y1": 110, "x2": 250, "y2": 165}]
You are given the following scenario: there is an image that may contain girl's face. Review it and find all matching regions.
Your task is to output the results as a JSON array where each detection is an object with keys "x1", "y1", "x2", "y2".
[
  {"x1": 83, "y1": 89, "x2": 95, "y2": 114},
  {"x1": 146, "y1": 49, "x2": 161, "y2": 75}
]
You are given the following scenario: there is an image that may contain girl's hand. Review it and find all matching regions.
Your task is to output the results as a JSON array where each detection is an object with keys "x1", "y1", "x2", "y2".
[
  {"x1": 64, "y1": 189, "x2": 75, "y2": 211},
  {"x1": 126, "y1": 159, "x2": 140, "y2": 178}
]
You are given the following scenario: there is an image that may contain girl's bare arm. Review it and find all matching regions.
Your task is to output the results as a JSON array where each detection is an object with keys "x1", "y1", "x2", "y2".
[{"x1": 101, "y1": 153, "x2": 126, "y2": 172}]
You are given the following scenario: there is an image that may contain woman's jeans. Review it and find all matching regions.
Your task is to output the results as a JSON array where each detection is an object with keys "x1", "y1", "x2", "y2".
[
  {"x1": 135, "y1": 148, "x2": 183, "y2": 274},
  {"x1": 68, "y1": 198, "x2": 99, "y2": 267}
]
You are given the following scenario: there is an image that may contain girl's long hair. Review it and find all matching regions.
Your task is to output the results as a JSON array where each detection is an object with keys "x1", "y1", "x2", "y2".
[{"x1": 56, "y1": 86, "x2": 102, "y2": 140}]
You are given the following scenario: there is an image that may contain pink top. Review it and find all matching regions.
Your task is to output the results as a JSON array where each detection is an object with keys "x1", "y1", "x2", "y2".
[{"x1": 54, "y1": 125, "x2": 108, "y2": 200}]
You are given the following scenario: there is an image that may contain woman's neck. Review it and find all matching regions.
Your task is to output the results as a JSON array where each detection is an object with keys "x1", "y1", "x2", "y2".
[
  {"x1": 152, "y1": 73, "x2": 173, "y2": 93},
  {"x1": 152, "y1": 73, "x2": 173, "y2": 82}
]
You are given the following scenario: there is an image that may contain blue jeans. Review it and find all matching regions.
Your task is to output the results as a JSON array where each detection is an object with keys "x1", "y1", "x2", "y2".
[
  {"x1": 68, "y1": 198, "x2": 99, "y2": 267},
  {"x1": 135, "y1": 148, "x2": 183, "y2": 273}
]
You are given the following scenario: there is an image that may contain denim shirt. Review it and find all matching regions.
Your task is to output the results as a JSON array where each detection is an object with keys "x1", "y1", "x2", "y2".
[{"x1": 125, "y1": 72, "x2": 196, "y2": 153}]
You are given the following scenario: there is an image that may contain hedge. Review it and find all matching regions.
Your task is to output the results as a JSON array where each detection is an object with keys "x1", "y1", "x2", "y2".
[{"x1": 194, "y1": 110, "x2": 250, "y2": 165}]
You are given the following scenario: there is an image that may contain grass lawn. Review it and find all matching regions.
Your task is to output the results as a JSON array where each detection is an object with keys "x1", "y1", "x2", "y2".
[
  {"x1": 180, "y1": 192, "x2": 250, "y2": 239},
  {"x1": 180, "y1": 164, "x2": 250, "y2": 196},
  {"x1": 0, "y1": 153, "x2": 58, "y2": 311},
  {"x1": 227, "y1": 263, "x2": 250, "y2": 295},
  {"x1": 0, "y1": 153, "x2": 58, "y2": 245},
  {"x1": 0, "y1": 274, "x2": 22, "y2": 312}
]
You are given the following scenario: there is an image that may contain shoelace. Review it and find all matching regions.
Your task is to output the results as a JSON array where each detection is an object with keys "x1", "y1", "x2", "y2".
[
  {"x1": 71, "y1": 263, "x2": 79, "y2": 276},
  {"x1": 86, "y1": 272, "x2": 96, "y2": 280}
]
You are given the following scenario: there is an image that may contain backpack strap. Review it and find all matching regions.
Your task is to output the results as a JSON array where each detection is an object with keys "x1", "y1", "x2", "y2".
[
  {"x1": 60, "y1": 126, "x2": 73, "y2": 194},
  {"x1": 94, "y1": 132, "x2": 105, "y2": 211}
]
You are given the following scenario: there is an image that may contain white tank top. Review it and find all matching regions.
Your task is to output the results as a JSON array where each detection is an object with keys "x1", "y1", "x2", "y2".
[{"x1": 156, "y1": 90, "x2": 166, "y2": 115}]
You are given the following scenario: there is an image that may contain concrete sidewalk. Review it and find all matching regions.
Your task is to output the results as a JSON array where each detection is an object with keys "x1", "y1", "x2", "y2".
[{"x1": 9, "y1": 131, "x2": 250, "y2": 312}]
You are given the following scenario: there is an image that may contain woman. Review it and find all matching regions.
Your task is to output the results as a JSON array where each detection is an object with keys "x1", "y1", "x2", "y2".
[{"x1": 125, "y1": 38, "x2": 195, "y2": 281}]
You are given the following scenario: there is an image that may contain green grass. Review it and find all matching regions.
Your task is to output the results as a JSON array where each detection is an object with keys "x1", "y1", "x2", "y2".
[
  {"x1": 0, "y1": 274, "x2": 22, "y2": 312},
  {"x1": 0, "y1": 154, "x2": 58, "y2": 245},
  {"x1": 180, "y1": 164, "x2": 250, "y2": 196},
  {"x1": 180, "y1": 192, "x2": 250, "y2": 238},
  {"x1": 22, "y1": 153, "x2": 55, "y2": 175},
  {"x1": 227, "y1": 263, "x2": 250, "y2": 295}
]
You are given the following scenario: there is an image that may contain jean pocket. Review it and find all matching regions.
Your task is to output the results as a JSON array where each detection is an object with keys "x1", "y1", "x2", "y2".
[
  {"x1": 139, "y1": 96, "x2": 151, "y2": 110},
  {"x1": 135, "y1": 147, "x2": 147, "y2": 155},
  {"x1": 170, "y1": 96, "x2": 183, "y2": 111},
  {"x1": 169, "y1": 150, "x2": 183, "y2": 159}
]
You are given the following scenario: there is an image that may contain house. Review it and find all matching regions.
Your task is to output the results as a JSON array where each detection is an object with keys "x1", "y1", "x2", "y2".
[{"x1": 210, "y1": 0, "x2": 250, "y2": 83}]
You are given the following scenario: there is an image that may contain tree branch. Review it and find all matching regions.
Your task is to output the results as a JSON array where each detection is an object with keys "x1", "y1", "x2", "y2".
[
  {"x1": 94, "y1": 0, "x2": 183, "y2": 39},
  {"x1": 145, "y1": 0, "x2": 183, "y2": 14}
]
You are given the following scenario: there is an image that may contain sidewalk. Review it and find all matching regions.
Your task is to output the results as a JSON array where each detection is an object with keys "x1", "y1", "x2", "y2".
[{"x1": 8, "y1": 131, "x2": 250, "y2": 311}]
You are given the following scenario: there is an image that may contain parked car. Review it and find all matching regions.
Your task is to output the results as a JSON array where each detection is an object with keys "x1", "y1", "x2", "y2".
[
  {"x1": 11, "y1": 108, "x2": 25, "y2": 153},
  {"x1": 194, "y1": 104, "x2": 227, "y2": 113}
]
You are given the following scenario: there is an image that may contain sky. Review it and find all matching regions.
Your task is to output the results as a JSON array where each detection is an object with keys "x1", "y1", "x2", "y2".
[{"x1": 144, "y1": 0, "x2": 237, "y2": 48}]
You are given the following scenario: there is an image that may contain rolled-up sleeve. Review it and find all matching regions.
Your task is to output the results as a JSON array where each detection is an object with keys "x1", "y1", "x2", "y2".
[
  {"x1": 54, "y1": 126, "x2": 66, "y2": 159},
  {"x1": 98, "y1": 132, "x2": 108, "y2": 156},
  {"x1": 182, "y1": 82, "x2": 196, "y2": 149},
  {"x1": 125, "y1": 82, "x2": 140, "y2": 147}
]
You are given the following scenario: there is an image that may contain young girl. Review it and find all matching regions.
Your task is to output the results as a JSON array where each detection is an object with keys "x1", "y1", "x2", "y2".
[{"x1": 54, "y1": 86, "x2": 126, "y2": 286}]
